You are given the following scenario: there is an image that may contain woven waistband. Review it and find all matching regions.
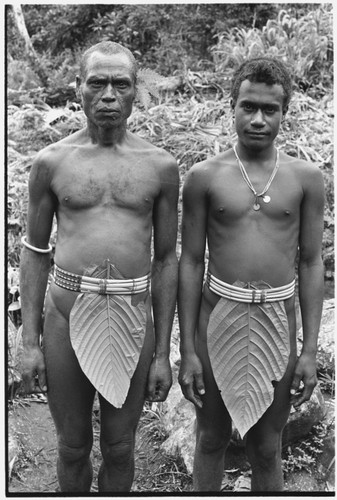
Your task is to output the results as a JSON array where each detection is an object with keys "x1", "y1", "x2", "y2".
[
  {"x1": 54, "y1": 264, "x2": 150, "y2": 295},
  {"x1": 206, "y1": 272, "x2": 295, "y2": 303}
]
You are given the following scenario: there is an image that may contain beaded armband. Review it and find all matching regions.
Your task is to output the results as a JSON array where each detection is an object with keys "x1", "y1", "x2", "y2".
[{"x1": 21, "y1": 236, "x2": 52, "y2": 254}]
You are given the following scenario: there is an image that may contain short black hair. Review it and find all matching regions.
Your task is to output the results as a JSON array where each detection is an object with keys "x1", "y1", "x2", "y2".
[
  {"x1": 79, "y1": 41, "x2": 137, "y2": 81},
  {"x1": 230, "y1": 57, "x2": 293, "y2": 112}
]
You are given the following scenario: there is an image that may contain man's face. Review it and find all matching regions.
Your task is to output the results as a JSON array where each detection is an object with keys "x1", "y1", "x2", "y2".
[
  {"x1": 77, "y1": 51, "x2": 136, "y2": 129},
  {"x1": 232, "y1": 80, "x2": 285, "y2": 151}
]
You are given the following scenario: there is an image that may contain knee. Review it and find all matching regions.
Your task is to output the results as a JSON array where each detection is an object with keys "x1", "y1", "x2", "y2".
[
  {"x1": 246, "y1": 434, "x2": 282, "y2": 468},
  {"x1": 58, "y1": 437, "x2": 92, "y2": 465},
  {"x1": 197, "y1": 426, "x2": 231, "y2": 455},
  {"x1": 100, "y1": 435, "x2": 134, "y2": 468}
]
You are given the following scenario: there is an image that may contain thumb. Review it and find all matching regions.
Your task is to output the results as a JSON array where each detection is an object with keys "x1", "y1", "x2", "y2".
[
  {"x1": 290, "y1": 373, "x2": 301, "y2": 395},
  {"x1": 195, "y1": 372, "x2": 205, "y2": 396},
  {"x1": 146, "y1": 370, "x2": 157, "y2": 399},
  {"x1": 37, "y1": 368, "x2": 48, "y2": 393}
]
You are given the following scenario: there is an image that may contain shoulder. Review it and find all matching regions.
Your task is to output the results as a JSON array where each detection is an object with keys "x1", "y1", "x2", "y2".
[
  {"x1": 128, "y1": 131, "x2": 175, "y2": 159},
  {"x1": 32, "y1": 130, "x2": 84, "y2": 171},
  {"x1": 128, "y1": 131, "x2": 179, "y2": 178},
  {"x1": 281, "y1": 151, "x2": 324, "y2": 189},
  {"x1": 184, "y1": 150, "x2": 231, "y2": 189}
]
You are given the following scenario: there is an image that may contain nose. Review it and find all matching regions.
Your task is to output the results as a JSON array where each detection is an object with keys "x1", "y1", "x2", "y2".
[
  {"x1": 251, "y1": 109, "x2": 265, "y2": 126},
  {"x1": 102, "y1": 84, "x2": 117, "y2": 101}
]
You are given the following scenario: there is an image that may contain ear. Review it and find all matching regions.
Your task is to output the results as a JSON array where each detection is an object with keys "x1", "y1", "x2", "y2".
[{"x1": 75, "y1": 75, "x2": 82, "y2": 100}]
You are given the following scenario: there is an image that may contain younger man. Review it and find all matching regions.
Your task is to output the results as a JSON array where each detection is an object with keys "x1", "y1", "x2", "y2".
[{"x1": 178, "y1": 57, "x2": 324, "y2": 491}]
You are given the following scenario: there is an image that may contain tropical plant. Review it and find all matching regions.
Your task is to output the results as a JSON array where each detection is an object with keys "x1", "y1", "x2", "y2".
[{"x1": 212, "y1": 5, "x2": 333, "y2": 92}]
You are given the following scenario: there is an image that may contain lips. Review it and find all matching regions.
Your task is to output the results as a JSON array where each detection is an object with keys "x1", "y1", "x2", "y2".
[
  {"x1": 98, "y1": 108, "x2": 120, "y2": 114},
  {"x1": 247, "y1": 131, "x2": 267, "y2": 136}
]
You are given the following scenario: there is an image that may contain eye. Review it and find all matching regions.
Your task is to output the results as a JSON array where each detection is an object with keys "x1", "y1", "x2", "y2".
[
  {"x1": 264, "y1": 107, "x2": 277, "y2": 115},
  {"x1": 90, "y1": 80, "x2": 104, "y2": 88},
  {"x1": 242, "y1": 103, "x2": 254, "y2": 112},
  {"x1": 116, "y1": 81, "x2": 129, "y2": 89}
]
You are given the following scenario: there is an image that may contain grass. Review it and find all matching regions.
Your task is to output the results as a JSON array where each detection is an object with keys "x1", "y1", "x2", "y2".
[{"x1": 89, "y1": 400, "x2": 193, "y2": 493}]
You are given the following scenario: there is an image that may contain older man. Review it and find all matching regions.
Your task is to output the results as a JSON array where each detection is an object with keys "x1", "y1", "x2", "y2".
[{"x1": 20, "y1": 41, "x2": 179, "y2": 492}]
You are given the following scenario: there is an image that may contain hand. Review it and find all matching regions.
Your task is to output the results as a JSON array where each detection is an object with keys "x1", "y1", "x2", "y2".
[
  {"x1": 22, "y1": 345, "x2": 47, "y2": 394},
  {"x1": 178, "y1": 352, "x2": 205, "y2": 408},
  {"x1": 290, "y1": 352, "x2": 317, "y2": 409},
  {"x1": 146, "y1": 355, "x2": 172, "y2": 403}
]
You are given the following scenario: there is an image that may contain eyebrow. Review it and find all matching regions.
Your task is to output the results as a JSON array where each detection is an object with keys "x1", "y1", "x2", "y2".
[
  {"x1": 87, "y1": 74, "x2": 132, "y2": 82},
  {"x1": 240, "y1": 99, "x2": 281, "y2": 109}
]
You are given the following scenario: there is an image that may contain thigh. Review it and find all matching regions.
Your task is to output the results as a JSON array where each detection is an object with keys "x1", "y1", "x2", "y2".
[
  {"x1": 195, "y1": 309, "x2": 232, "y2": 434},
  {"x1": 99, "y1": 311, "x2": 155, "y2": 441},
  {"x1": 247, "y1": 352, "x2": 297, "y2": 442},
  {"x1": 43, "y1": 293, "x2": 96, "y2": 444}
]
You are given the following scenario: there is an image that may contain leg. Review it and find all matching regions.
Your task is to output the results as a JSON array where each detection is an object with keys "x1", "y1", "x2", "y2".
[
  {"x1": 97, "y1": 315, "x2": 155, "y2": 492},
  {"x1": 245, "y1": 353, "x2": 297, "y2": 492},
  {"x1": 43, "y1": 296, "x2": 96, "y2": 492},
  {"x1": 193, "y1": 333, "x2": 232, "y2": 491}
]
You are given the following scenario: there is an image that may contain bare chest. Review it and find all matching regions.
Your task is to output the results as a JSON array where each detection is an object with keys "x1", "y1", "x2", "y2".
[
  {"x1": 208, "y1": 166, "x2": 303, "y2": 224},
  {"x1": 51, "y1": 154, "x2": 159, "y2": 211}
]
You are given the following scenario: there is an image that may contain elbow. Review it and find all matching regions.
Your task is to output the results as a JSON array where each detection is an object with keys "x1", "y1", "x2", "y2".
[
  {"x1": 299, "y1": 252, "x2": 323, "y2": 270},
  {"x1": 179, "y1": 254, "x2": 205, "y2": 276},
  {"x1": 152, "y1": 251, "x2": 178, "y2": 272}
]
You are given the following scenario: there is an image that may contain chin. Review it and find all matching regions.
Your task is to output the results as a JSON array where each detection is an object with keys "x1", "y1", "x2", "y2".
[{"x1": 97, "y1": 118, "x2": 122, "y2": 128}]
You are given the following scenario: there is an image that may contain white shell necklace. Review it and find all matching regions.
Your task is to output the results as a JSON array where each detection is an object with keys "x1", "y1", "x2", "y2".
[{"x1": 233, "y1": 145, "x2": 280, "y2": 211}]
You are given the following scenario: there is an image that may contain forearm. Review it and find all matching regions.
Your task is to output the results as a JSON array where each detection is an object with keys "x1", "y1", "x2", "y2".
[
  {"x1": 151, "y1": 253, "x2": 178, "y2": 357},
  {"x1": 178, "y1": 257, "x2": 205, "y2": 355},
  {"x1": 298, "y1": 257, "x2": 324, "y2": 355},
  {"x1": 20, "y1": 248, "x2": 51, "y2": 346}
]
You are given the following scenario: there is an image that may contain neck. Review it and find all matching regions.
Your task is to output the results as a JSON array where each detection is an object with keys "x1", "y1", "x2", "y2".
[
  {"x1": 86, "y1": 121, "x2": 128, "y2": 146},
  {"x1": 235, "y1": 142, "x2": 276, "y2": 163}
]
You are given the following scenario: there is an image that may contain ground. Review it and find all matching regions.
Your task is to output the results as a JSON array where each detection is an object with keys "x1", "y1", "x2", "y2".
[
  {"x1": 7, "y1": 395, "x2": 193, "y2": 494},
  {"x1": 7, "y1": 393, "x2": 334, "y2": 494}
]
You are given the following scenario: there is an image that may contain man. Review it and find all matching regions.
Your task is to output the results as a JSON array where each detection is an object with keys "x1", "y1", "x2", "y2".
[
  {"x1": 20, "y1": 41, "x2": 179, "y2": 492},
  {"x1": 178, "y1": 57, "x2": 324, "y2": 492}
]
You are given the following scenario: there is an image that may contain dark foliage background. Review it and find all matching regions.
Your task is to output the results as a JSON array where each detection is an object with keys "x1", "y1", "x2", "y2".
[
  {"x1": 6, "y1": 4, "x2": 335, "y2": 492},
  {"x1": 7, "y1": 3, "x2": 334, "y2": 274}
]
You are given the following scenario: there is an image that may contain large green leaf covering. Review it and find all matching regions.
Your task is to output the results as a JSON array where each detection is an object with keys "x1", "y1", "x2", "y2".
[
  {"x1": 69, "y1": 264, "x2": 147, "y2": 408},
  {"x1": 207, "y1": 291, "x2": 290, "y2": 438}
]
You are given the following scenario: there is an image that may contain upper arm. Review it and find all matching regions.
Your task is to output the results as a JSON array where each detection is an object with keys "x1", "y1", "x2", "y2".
[
  {"x1": 180, "y1": 164, "x2": 208, "y2": 265},
  {"x1": 299, "y1": 163, "x2": 325, "y2": 263},
  {"x1": 26, "y1": 151, "x2": 57, "y2": 247},
  {"x1": 152, "y1": 154, "x2": 179, "y2": 261}
]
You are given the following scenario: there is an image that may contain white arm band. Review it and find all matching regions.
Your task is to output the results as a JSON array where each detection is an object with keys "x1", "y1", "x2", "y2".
[{"x1": 21, "y1": 236, "x2": 53, "y2": 254}]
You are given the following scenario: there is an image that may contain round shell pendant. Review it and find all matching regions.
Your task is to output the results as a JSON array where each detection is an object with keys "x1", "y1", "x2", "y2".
[
  {"x1": 253, "y1": 203, "x2": 261, "y2": 211},
  {"x1": 263, "y1": 195, "x2": 271, "y2": 203}
]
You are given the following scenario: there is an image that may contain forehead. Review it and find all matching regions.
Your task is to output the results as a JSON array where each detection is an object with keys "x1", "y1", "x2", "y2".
[
  {"x1": 84, "y1": 51, "x2": 134, "y2": 79},
  {"x1": 237, "y1": 79, "x2": 285, "y2": 106}
]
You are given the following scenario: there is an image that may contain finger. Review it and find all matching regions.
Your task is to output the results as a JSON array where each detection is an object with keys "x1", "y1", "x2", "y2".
[
  {"x1": 37, "y1": 370, "x2": 48, "y2": 393},
  {"x1": 292, "y1": 380, "x2": 315, "y2": 408},
  {"x1": 290, "y1": 374, "x2": 302, "y2": 396},
  {"x1": 194, "y1": 373, "x2": 205, "y2": 396},
  {"x1": 292, "y1": 393, "x2": 307, "y2": 409},
  {"x1": 153, "y1": 388, "x2": 169, "y2": 402},
  {"x1": 22, "y1": 373, "x2": 36, "y2": 394},
  {"x1": 185, "y1": 385, "x2": 203, "y2": 408},
  {"x1": 294, "y1": 383, "x2": 315, "y2": 407},
  {"x1": 146, "y1": 376, "x2": 156, "y2": 400}
]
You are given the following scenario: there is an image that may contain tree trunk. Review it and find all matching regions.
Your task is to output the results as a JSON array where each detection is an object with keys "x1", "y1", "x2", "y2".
[
  {"x1": 11, "y1": 4, "x2": 36, "y2": 56},
  {"x1": 11, "y1": 4, "x2": 48, "y2": 86}
]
